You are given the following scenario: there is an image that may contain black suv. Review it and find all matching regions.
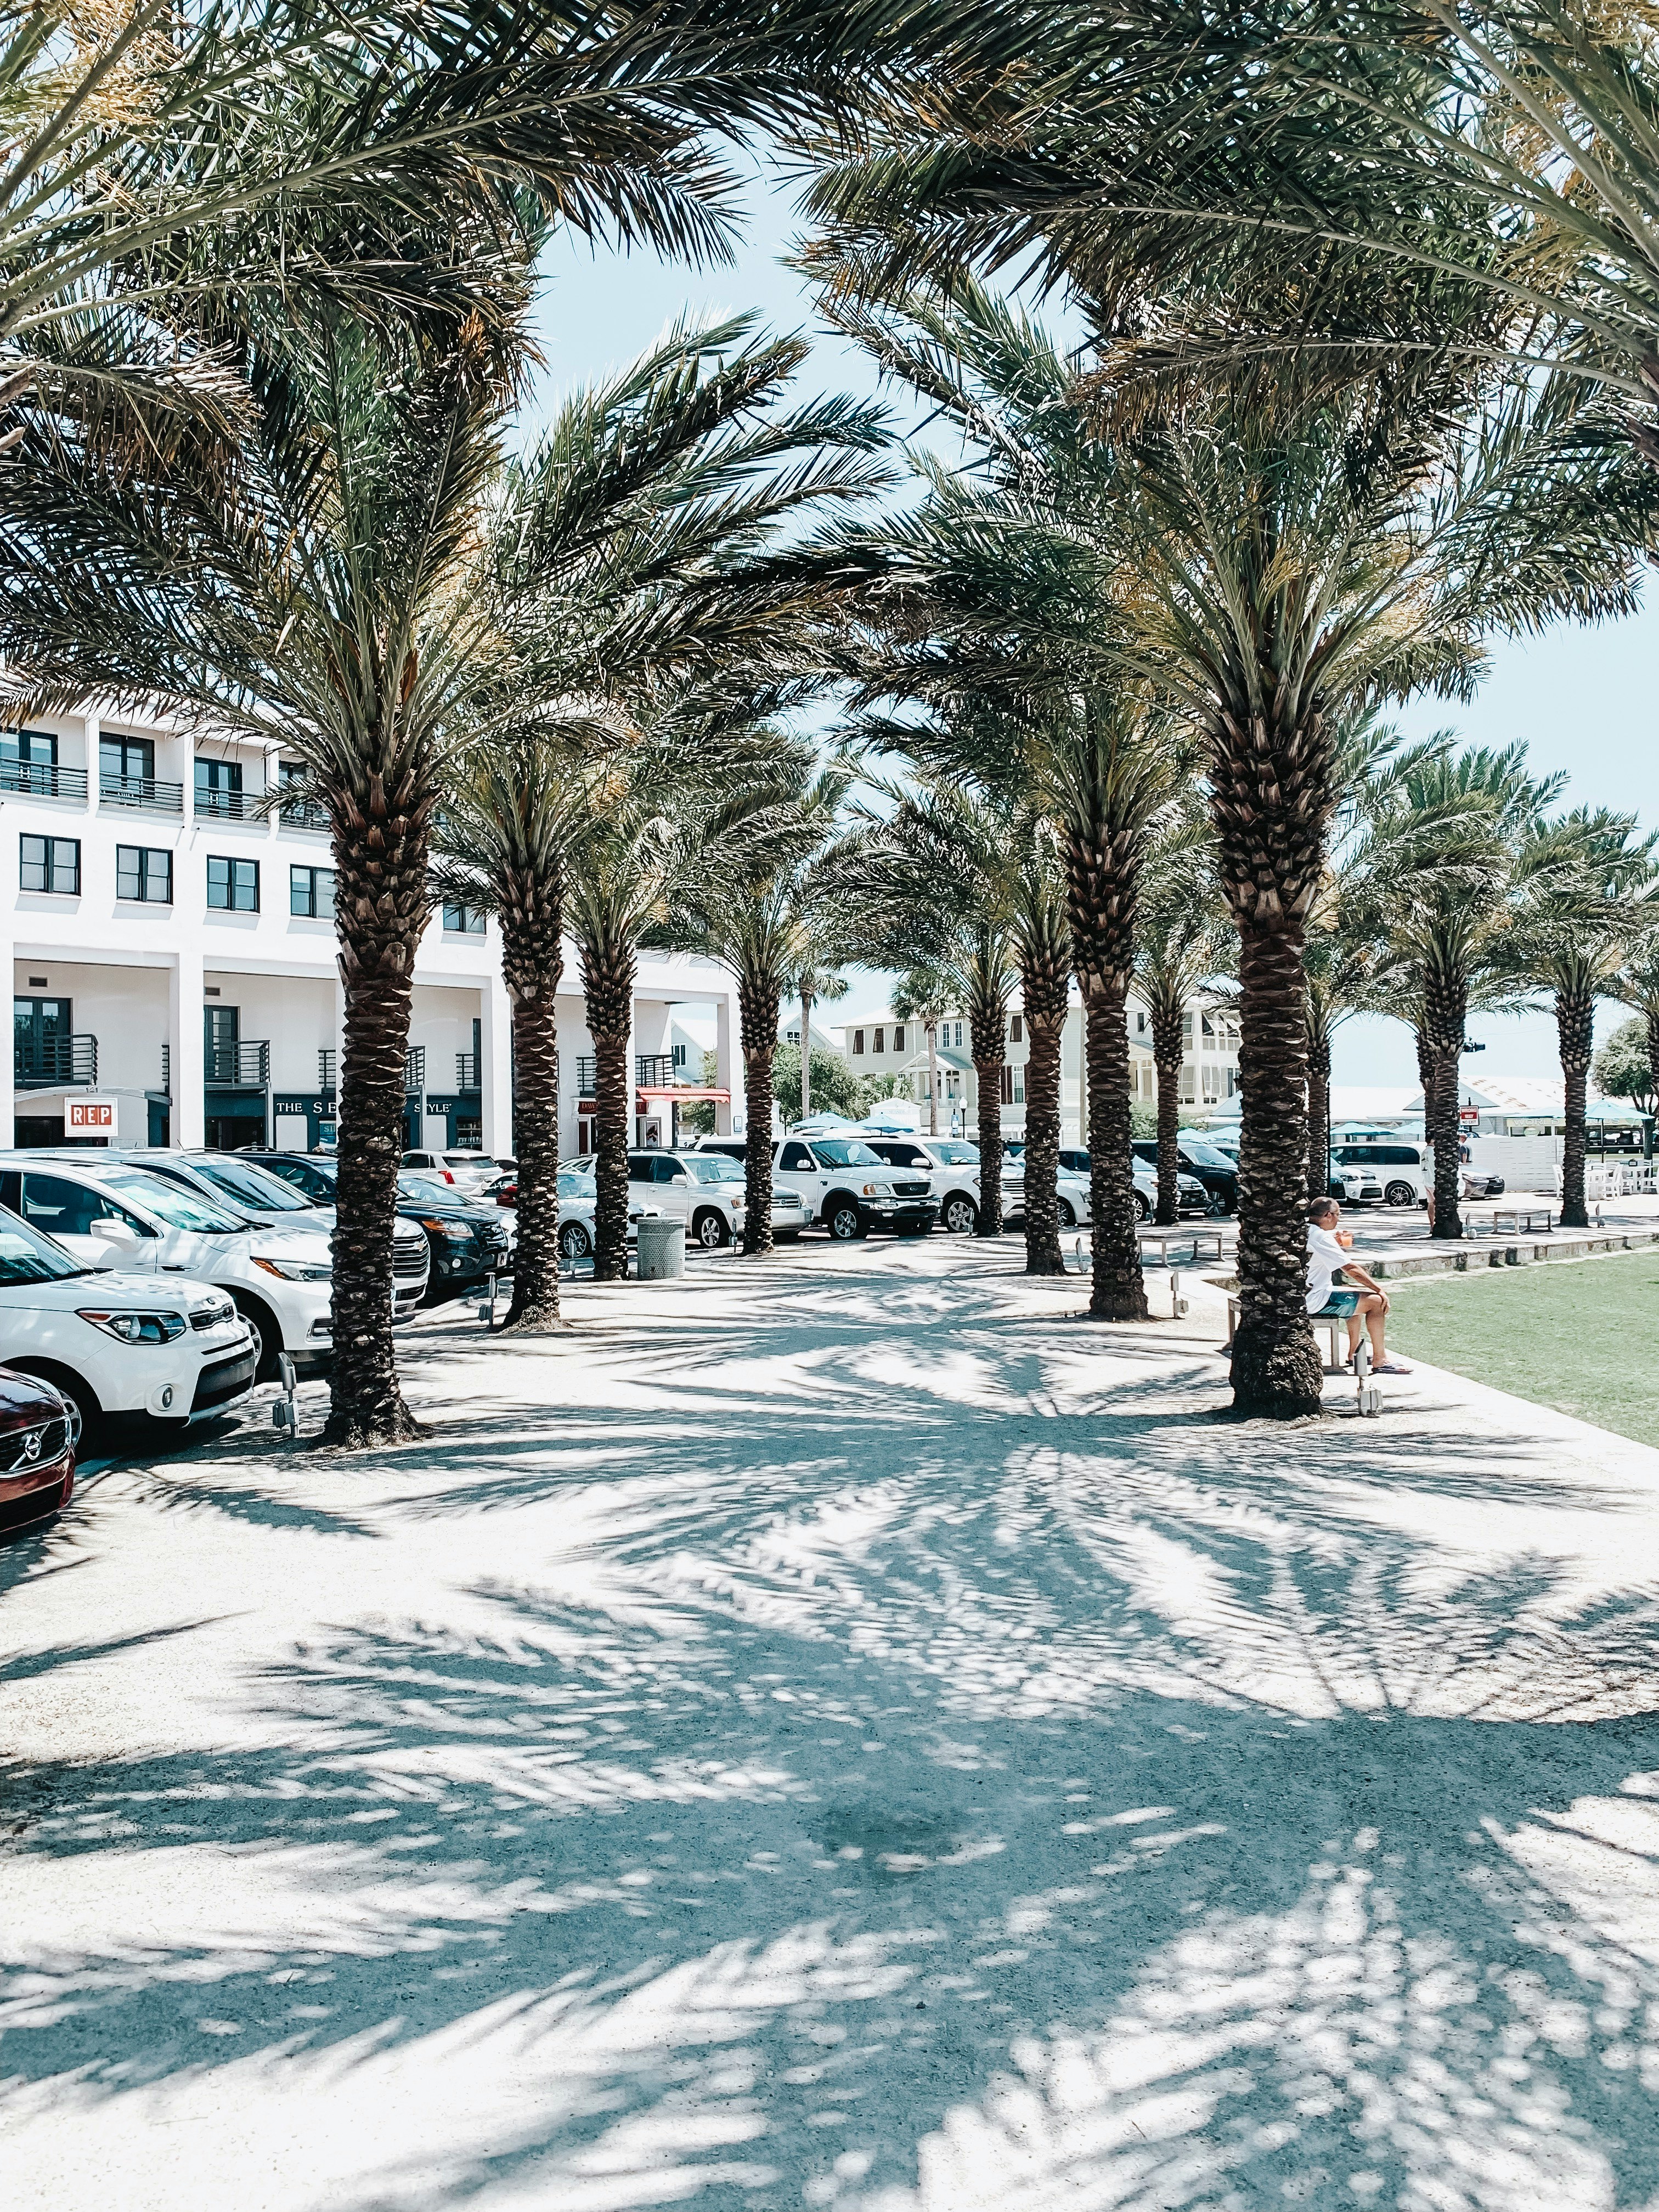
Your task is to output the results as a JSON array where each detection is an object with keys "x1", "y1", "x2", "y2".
[
  {"x1": 244, "y1": 1152, "x2": 510, "y2": 1299},
  {"x1": 1131, "y1": 1137, "x2": 1239, "y2": 1213}
]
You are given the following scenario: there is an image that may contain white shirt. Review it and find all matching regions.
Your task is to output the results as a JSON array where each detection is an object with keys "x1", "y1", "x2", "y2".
[{"x1": 1306, "y1": 1223, "x2": 1348, "y2": 1314}]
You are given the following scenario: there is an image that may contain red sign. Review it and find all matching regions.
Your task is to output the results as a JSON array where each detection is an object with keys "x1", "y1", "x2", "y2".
[
  {"x1": 1459, "y1": 1107, "x2": 1480, "y2": 1125},
  {"x1": 66, "y1": 1099, "x2": 115, "y2": 1132}
]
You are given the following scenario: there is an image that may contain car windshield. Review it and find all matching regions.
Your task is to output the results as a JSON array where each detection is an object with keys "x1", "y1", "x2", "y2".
[
  {"x1": 1181, "y1": 1139, "x2": 1235, "y2": 1167},
  {"x1": 809, "y1": 1139, "x2": 882, "y2": 1167},
  {"x1": 925, "y1": 1142, "x2": 978, "y2": 1165},
  {"x1": 188, "y1": 1155, "x2": 315, "y2": 1212},
  {"x1": 0, "y1": 1209, "x2": 89, "y2": 1283},
  {"x1": 556, "y1": 1173, "x2": 591, "y2": 1199},
  {"x1": 98, "y1": 1171, "x2": 245, "y2": 1234},
  {"x1": 685, "y1": 1155, "x2": 742, "y2": 1183},
  {"x1": 257, "y1": 1156, "x2": 336, "y2": 1197}
]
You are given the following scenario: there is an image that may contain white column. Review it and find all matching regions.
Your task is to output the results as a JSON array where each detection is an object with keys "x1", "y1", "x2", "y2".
[
  {"x1": 715, "y1": 991, "x2": 734, "y2": 1136},
  {"x1": 170, "y1": 946, "x2": 204, "y2": 1147},
  {"x1": 479, "y1": 972, "x2": 512, "y2": 1155}
]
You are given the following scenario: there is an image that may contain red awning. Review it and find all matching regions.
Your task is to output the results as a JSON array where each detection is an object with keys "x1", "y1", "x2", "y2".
[{"x1": 637, "y1": 1085, "x2": 729, "y2": 1103}]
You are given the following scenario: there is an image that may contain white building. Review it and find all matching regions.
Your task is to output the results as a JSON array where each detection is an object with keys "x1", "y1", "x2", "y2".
[
  {"x1": 838, "y1": 992, "x2": 1239, "y2": 1142},
  {"x1": 0, "y1": 703, "x2": 740, "y2": 1155}
]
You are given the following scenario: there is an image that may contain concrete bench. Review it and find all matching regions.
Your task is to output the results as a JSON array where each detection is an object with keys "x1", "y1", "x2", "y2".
[
  {"x1": 1491, "y1": 1204, "x2": 1554, "y2": 1237},
  {"x1": 1140, "y1": 1227, "x2": 1227, "y2": 1269},
  {"x1": 1227, "y1": 1296, "x2": 1349, "y2": 1374}
]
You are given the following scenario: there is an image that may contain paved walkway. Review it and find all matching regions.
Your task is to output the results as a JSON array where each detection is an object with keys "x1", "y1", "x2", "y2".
[{"x1": 4, "y1": 1239, "x2": 1659, "y2": 2210}]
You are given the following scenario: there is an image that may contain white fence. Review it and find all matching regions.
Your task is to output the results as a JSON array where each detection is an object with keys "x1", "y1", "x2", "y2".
[{"x1": 1464, "y1": 1134, "x2": 1561, "y2": 1195}]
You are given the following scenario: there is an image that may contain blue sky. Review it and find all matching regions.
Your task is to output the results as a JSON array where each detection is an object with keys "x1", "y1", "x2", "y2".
[{"x1": 531, "y1": 165, "x2": 1659, "y2": 1086}]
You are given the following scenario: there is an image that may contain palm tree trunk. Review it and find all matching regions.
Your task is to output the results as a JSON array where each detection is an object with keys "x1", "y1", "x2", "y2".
[
  {"x1": 1086, "y1": 984, "x2": 1149, "y2": 1319},
  {"x1": 1557, "y1": 985, "x2": 1595, "y2": 1229},
  {"x1": 969, "y1": 997, "x2": 1005, "y2": 1235},
  {"x1": 1228, "y1": 911, "x2": 1324, "y2": 1418},
  {"x1": 1421, "y1": 964, "x2": 1466, "y2": 1239},
  {"x1": 326, "y1": 774, "x2": 427, "y2": 1447},
  {"x1": 926, "y1": 1018, "x2": 939, "y2": 1136},
  {"x1": 1305, "y1": 1014, "x2": 1331, "y2": 1204},
  {"x1": 740, "y1": 973, "x2": 778, "y2": 1255},
  {"x1": 579, "y1": 934, "x2": 634, "y2": 1282},
  {"x1": 498, "y1": 860, "x2": 563, "y2": 1331},
  {"x1": 1152, "y1": 997, "x2": 1183, "y2": 1226},
  {"x1": 800, "y1": 988, "x2": 812, "y2": 1123}
]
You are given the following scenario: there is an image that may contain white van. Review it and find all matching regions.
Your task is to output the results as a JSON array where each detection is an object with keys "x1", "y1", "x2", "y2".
[{"x1": 1330, "y1": 1139, "x2": 1431, "y2": 1207}]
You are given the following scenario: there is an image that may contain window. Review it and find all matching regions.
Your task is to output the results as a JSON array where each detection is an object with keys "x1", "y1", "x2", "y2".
[
  {"x1": 290, "y1": 864, "x2": 335, "y2": 919},
  {"x1": 672, "y1": 1042, "x2": 686, "y2": 1068},
  {"x1": 194, "y1": 757, "x2": 244, "y2": 817},
  {"x1": 0, "y1": 728, "x2": 59, "y2": 794},
  {"x1": 20, "y1": 1175, "x2": 150, "y2": 1241},
  {"x1": 1136, "y1": 1011, "x2": 1147, "y2": 1034},
  {"x1": 454, "y1": 1118, "x2": 482, "y2": 1149},
  {"x1": 893, "y1": 1024, "x2": 906, "y2": 1051},
  {"x1": 872, "y1": 1028, "x2": 884, "y2": 1054},
  {"x1": 20, "y1": 834, "x2": 79, "y2": 894},
  {"x1": 116, "y1": 845, "x2": 171, "y2": 903},
  {"x1": 442, "y1": 901, "x2": 486, "y2": 934},
  {"x1": 853, "y1": 1029, "x2": 865, "y2": 1055},
  {"x1": 100, "y1": 731, "x2": 154, "y2": 788},
  {"x1": 207, "y1": 855, "x2": 259, "y2": 911},
  {"x1": 1182, "y1": 1012, "x2": 1194, "y2": 1042},
  {"x1": 1010, "y1": 1014, "x2": 1023, "y2": 1043},
  {"x1": 779, "y1": 1142, "x2": 814, "y2": 1172}
]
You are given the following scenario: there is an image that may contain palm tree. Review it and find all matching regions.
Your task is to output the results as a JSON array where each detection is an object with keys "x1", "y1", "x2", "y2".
[
  {"x1": 668, "y1": 757, "x2": 849, "y2": 1254},
  {"x1": 891, "y1": 968, "x2": 951, "y2": 1136},
  {"x1": 0, "y1": 304, "x2": 887, "y2": 1440},
  {"x1": 1135, "y1": 808, "x2": 1231, "y2": 1227},
  {"x1": 792, "y1": 967, "x2": 848, "y2": 1124},
  {"x1": 1503, "y1": 810, "x2": 1659, "y2": 1229},
  {"x1": 1010, "y1": 836, "x2": 1074, "y2": 1277}
]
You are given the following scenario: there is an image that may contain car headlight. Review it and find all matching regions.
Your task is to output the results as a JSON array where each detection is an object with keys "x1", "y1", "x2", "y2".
[
  {"x1": 77, "y1": 1308, "x2": 185, "y2": 1344},
  {"x1": 417, "y1": 1218, "x2": 472, "y2": 1243},
  {"x1": 252, "y1": 1256, "x2": 333, "y2": 1281},
  {"x1": 860, "y1": 1182, "x2": 894, "y2": 1198}
]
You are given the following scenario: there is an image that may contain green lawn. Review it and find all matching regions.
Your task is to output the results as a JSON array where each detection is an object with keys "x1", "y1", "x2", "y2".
[{"x1": 1384, "y1": 1248, "x2": 1659, "y2": 1448}]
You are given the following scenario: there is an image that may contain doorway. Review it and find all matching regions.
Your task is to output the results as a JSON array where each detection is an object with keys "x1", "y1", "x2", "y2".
[{"x1": 14, "y1": 996, "x2": 72, "y2": 1086}]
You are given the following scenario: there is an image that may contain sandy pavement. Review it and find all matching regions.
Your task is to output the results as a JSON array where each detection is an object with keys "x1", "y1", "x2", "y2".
[{"x1": 3, "y1": 1235, "x2": 1658, "y2": 2211}]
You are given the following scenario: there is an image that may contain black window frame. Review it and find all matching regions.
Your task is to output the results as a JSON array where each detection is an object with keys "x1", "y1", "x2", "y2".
[
  {"x1": 289, "y1": 864, "x2": 335, "y2": 919},
  {"x1": 441, "y1": 900, "x2": 487, "y2": 935},
  {"x1": 20, "y1": 832, "x2": 80, "y2": 895},
  {"x1": 206, "y1": 854, "x2": 259, "y2": 912},
  {"x1": 116, "y1": 843, "x2": 172, "y2": 904}
]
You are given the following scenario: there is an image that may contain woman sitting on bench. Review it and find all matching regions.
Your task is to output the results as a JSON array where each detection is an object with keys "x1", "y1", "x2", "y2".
[{"x1": 1307, "y1": 1197, "x2": 1412, "y2": 1375}]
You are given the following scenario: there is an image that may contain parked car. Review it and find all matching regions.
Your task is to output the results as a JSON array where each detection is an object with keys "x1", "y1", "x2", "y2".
[
  {"x1": 545, "y1": 1170, "x2": 660, "y2": 1262},
  {"x1": 0, "y1": 1203, "x2": 255, "y2": 1439},
  {"x1": 0, "y1": 1363, "x2": 76, "y2": 1539},
  {"x1": 243, "y1": 1152, "x2": 511, "y2": 1299},
  {"x1": 93, "y1": 1148, "x2": 431, "y2": 1317},
  {"x1": 998, "y1": 1160, "x2": 1098, "y2": 1228},
  {"x1": 1329, "y1": 1154, "x2": 1386, "y2": 1205},
  {"x1": 400, "y1": 1149, "x2": 504, "y2": 1193},
  {"x1": 860, "y1": 1136, "x2": 985, "y2": 1235},
  {"x1": 1131, "y1": 1136, "x2": 1240, "y2": 1212},
  {"x1": 1330, "y1": 1139, "x2": 1431, "y2": 1207},
  {"x1": 625, "y1": 1149, "x2": 809, "y2": 1248},
  {"x1": 692, "y1": 1136, "x2": 938, "y2": 1239},
  {"x1": 0, "y1": 1154, "x2": 336, "y2": 1381}
]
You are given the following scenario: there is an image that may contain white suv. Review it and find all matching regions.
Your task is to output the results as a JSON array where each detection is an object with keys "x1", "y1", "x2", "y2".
[
  {"x1": 860, "y1": 1136, "x2": 983, "y2": 1234},
  {"x1": 694, "y1": 1136, "x2": 938, "y2": 1239},
  {"x1": 628, "y1": 1150, "x2": 809, "y2": 1248},
  {"x1": 0, "y1": 1203, "x2": 256, "y2": 1434},
  {"x1": 0, "y1": 1155, "x2": 338, "y2": 1380},
  {"x1": 1330, "y1": 1139, "x2": 1431, "y2": 1207}
]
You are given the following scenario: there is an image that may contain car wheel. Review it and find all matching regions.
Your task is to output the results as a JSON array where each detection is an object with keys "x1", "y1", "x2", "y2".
[
  {"x1": 692, "y1": 1209, "x2": 728, "y2": 1250},
  {"x1": 942, "y1": 1195, "x2": 978, "y2": 1235},
  {"x1": 557, "y1": 1221, "x2": 592, "y2": 1261},
  {"x1": 9, "y1": 1362, "x2": 99, "y2": 1452},
  {"x1": 1132, "y1": 1191, "x2": 1150, "y2": 1222},
  {"x1": 826, "y1": 1199, "x2": 866, "y2": 1242},
  {"x1": 1058, "y1": 1199, "x2": 1076, "y2": 1228},
  {"x1": 230, "y1": 1294, "x2": 281, "y2": 1384},
  {"x1": 1384, "y1": 1181, "x2": 1416, "y2": 1207}
]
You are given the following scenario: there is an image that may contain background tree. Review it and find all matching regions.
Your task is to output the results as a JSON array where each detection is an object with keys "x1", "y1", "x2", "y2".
[
  {"x1": 1592, "y1": 1018, "x2": 1657, "y2": 1120},
  {"x1": 792, "y1": 967, "x2": 849, "y2": 1123},
  {"x1": 1136, "y1": 807, "x2": 1230, "y2": 1227}
]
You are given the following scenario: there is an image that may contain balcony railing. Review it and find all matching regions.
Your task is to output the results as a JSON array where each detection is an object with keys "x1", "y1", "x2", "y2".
[
  {"x1": 1, "y1": 760, "x2": 88, "y2": 803},
  {"x1": 196, "y1": 784, "x2": 255, "y2": 821},
  {"x1": 318, "y1": 1049, "x2": 337, "y2": 1089},
  {"x1": 161, "y1": 1044, "x2": 170, "y2": 1097},
  {"x1": 205, "y1": 1040, "x2": 270, "y2": 1087},
  {"x1": 280, "y1": 793, "x2": 330, "y2": 832},
  {"x1": 100, "y1": 772, "x2": 184, "y2": 815},
  {"x1": 404, "y1": 1047, "x2": 425, "y2": 1096},
  {"x1": 575, "y1": 1056, "x2": 596, "y2": 1095},
  {"x1": 16, "y1": 1033, "x2": 97, "y2": 1089},
  {"x1": 455, "y1": 1052, "x2": 480, "y2": 1091},
  {"x1": 636, "y1": 1053, "x2": 677, "y2": 1087}
]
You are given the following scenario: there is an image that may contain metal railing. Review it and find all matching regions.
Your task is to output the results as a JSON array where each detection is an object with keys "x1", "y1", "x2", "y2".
[
  {"x1": 195, "y1": 783, "x2": 254, "y2": 821},
  {"x1": 16, "y1": 1033, "x2": 97, "y2": 1088},
  {"x1": 205, "y1": 1040, "x2": 270, "y2": 1087},
  {"x1": 318, "y1": 1049, "x2": 337, "y2": 1088},
  {"x1": 0, "y1": 760, "x2": 87, "y2": 802},
  {"x1": 404, "y1": 1047, "x2": 425, "y2": 1095},
  {"x1": 455, "y1": 1051, "x2": 479, "y2": 1091},
  {"x1": 280, "y1": 793, "x2": 330, "y2": 832},
  {"x1": 100, "y1": 772, "x2": 184, "y2": 815},
  {"x1": 161, "y1": 1044, "x2": 170, "y2": 1097},
  {"x1": 575, "y1": 1056, "x2": 597, "y2": 1095},
  {"x1": 636, "y1": 1053, "x2": 675, "y2": 1087}
]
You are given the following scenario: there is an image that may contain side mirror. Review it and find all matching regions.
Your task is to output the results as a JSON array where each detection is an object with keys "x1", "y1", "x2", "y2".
[
  {"x1": 669, "y1": 1171, "x2": 690, "y2": 1186},
  {"x1": 93, "y1": 1217, "x2": 139, "y2": 1245}
]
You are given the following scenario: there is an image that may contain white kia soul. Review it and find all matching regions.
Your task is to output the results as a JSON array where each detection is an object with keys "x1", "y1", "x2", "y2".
[
  {"x1": 0, "y1": 1155, "x2": 337, "y2": 1380},
  {"x1": 0, "y1": 1203, "x2": 256, "y2": 1432}
]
